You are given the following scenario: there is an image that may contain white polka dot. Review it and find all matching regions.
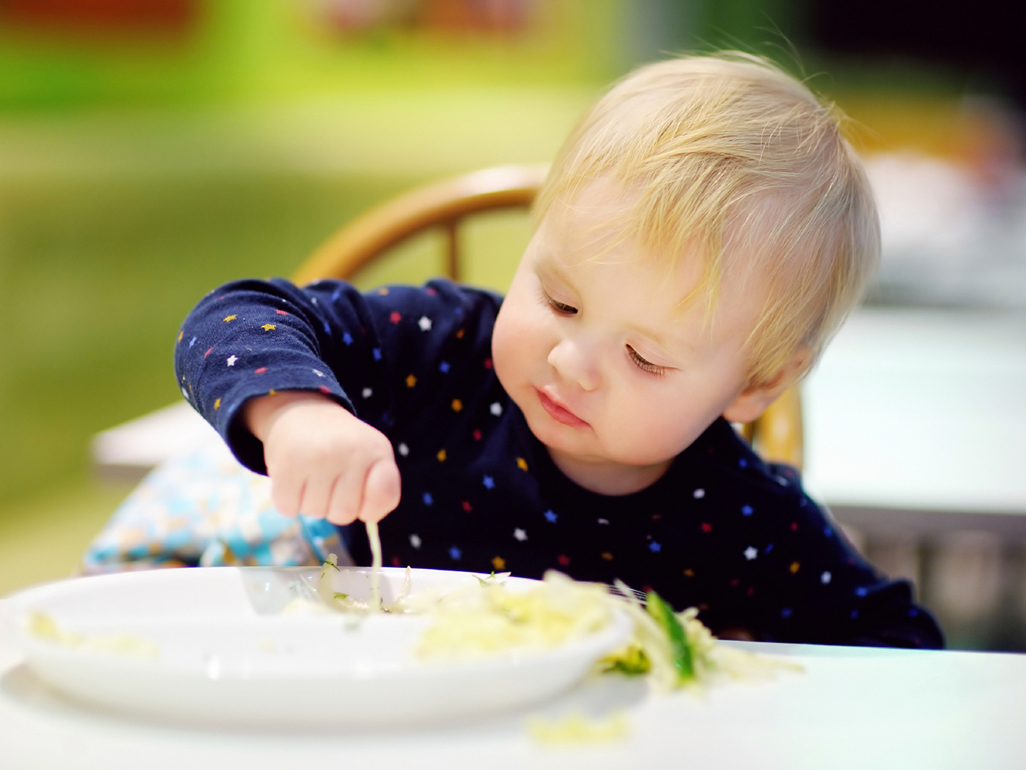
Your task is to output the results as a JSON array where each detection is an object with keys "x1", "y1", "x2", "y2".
[
  {"x1": 410, "y1": 534, "x2": 422, "y2": 549},
  {"x1": 821, "y1": 571, "x2": 832, "y2": 585},
  {"x1": 490, "y1": 402, "x2": 503, "y2": 416},
  {"x1": 397, "y1": 443, "x2": 409, "y2": 457},
  {"x1": 361, "y1": 387, "x2": 372, "y2": 399},
  {"x1": 693, "y1": 488, "x2": 705, "y2": 499}
]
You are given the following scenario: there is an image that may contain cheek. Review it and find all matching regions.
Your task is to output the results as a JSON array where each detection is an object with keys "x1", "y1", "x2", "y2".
[
  {"x1": 606, "y1": 382, "x2": 709, "y2": 458},
  {"x1": 492, "y1": 302, "x2": 532, "y2": 389}
]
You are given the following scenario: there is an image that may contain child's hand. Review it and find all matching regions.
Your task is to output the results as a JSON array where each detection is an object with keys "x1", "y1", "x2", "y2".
[{"x1": 243, "y1": 391, "x2": 401, "y2": 525}]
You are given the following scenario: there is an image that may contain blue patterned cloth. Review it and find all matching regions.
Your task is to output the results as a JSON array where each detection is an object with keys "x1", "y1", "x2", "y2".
[{"x1": 82, "y1": 433, "x2": 348, "y2": 573}]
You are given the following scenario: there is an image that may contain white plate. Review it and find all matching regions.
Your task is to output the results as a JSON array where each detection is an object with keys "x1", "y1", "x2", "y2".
[{"x1": 7, "y1": 566, "x2": 631, "y2": 727}]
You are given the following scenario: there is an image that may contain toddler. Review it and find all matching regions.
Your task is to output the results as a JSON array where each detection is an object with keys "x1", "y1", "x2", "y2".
[{"x1": 176, "y1": 53, "x2": 943, "y2": 647}]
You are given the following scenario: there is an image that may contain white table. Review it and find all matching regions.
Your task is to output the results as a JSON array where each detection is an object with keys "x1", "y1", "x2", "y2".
[
  {"x1": 0, "y1": 596, "x2": 1023, "y2": 770},
  {"x1": 800, "y1": 307, "x2": 1026, "y2": 537}
]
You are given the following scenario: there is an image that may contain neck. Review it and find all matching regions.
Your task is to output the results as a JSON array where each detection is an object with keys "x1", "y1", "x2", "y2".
[{"x1": 546, "y1": 448, "x2": 671, "y2": 496}]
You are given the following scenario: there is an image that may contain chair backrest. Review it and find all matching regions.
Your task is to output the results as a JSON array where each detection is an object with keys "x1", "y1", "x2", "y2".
[
  {"x1": 292, "y1": 165, "x2": 549, "y2": 286},
  {"x1": 292, "y1": 165, "x2": 803, "y2": 469}
]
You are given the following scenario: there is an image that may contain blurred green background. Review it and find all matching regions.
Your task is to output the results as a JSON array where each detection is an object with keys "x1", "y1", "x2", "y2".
[{"x1": 0, "y1": 0, "x2": 1016, "y2": 594}]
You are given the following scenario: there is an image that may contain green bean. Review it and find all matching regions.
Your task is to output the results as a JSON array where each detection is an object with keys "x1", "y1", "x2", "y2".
[{"x1": 646, "y1": 591, "x2": 694, "y2": 681}]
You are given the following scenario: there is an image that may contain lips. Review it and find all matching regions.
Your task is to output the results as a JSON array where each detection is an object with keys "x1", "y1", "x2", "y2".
[{"x1": 535, "y1": 388, "x2": 588, "y2": 428}]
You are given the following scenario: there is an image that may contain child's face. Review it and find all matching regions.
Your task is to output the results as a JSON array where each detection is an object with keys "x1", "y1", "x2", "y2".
[{"x1": 492, "y1": 178, "x2": 769, "y2": 495}]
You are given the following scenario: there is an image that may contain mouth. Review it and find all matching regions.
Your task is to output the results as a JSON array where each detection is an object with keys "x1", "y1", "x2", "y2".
[{"x1": 535, "y1": 388, "x2": 589, "y2": 428}]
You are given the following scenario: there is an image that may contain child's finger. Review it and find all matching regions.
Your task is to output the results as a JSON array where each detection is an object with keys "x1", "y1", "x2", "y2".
[
  {"x1": 325, "y1": 469, "x2": 362, "y2": 526},
  {"x1": 269, "y1": 470, "x2": 304, "y2": 518},
  {"x1": 360, "y1": 458, "x2": 401, "y2": 523},
  {"x1": 296, "y1": 471, "x2": 336, "y2": 519}
]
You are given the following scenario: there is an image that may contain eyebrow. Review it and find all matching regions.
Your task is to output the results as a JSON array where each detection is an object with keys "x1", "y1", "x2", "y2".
[
  {"x1": 629, "y1": 319, "x2": 691, "y2": 357},
  {"x1": 537, "y1": 253, "x2": 695, "y2": 358},
  {"x1": 535, "y1": 257, "x2": 576, "y2": 289}
]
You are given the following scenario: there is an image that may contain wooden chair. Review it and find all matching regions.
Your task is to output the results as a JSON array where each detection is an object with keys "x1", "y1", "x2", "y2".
[
  {"x1": 291, "y1": 164, "x2": 804, "y2": 470},
  {"x1": 293, "y1": 165, "x2": 549, "y2": 286}
]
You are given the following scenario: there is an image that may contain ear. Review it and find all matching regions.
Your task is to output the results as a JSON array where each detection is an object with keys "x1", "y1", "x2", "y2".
[{"x1": 722, "y1": 346, "x2": 811, "y2": 424}]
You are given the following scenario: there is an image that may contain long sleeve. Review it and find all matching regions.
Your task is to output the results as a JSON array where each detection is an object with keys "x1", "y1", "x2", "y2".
[
  {"x1": 174, "y1": 277, "x2": 502, "y2": 474},
  {"x1": 681, "y1": 439, "x2": 945, "y2": 649}
]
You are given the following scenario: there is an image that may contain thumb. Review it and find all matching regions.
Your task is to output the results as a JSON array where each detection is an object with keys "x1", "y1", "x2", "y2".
[{"x1": 360, "y1": 458, "x2": 401, "y2": 523}]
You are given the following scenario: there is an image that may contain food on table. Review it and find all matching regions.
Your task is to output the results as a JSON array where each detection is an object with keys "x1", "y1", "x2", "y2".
[{"x1": 528, "y1": 712, "x2": 631, "y2": 743}]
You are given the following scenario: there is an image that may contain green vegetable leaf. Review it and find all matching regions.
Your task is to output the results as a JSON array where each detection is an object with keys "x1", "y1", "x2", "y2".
[
  {"x1": 646, "y1": 591, "x2": 694, "y2": 681},
  {"x1": 321, "y1": 553, "x2": 341, "y2": 571},
  {"x1": 475, "y1": 570, "x2": 510, "y2": 586},
  {"x1": 602, "y1": 644, "x2": 651, "y2": 675}
]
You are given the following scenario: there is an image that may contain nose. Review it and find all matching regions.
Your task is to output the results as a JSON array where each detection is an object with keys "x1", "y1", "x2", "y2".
[{"x1": 547, "y1": 335, "x2": 600, "y2": 391}]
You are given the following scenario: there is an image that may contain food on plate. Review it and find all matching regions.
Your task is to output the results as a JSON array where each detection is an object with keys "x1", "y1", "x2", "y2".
[
  {"x1": 24, "y1": 611, "x2": 158, "y2": 660},
  {"x1": 308, "y1": 556, "x2": 801, "y2": 691},
  {"x1": 308, "y1": 520, "x2": 388, "y2": 612},
  {"x1": 310, "y1": 552, "x2": 415, "y2": 613},
  {"x1": 10, "y1": 554, "x2": 798, "y2": 730},
  {"x1": 602, "y1": 580, "x2": 802, "y2": 691},
  {"x1": 416, "y1": 571, "x2": 615, "y2": 658}
]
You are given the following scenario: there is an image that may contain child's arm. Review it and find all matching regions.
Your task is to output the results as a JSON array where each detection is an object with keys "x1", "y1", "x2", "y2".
[
  {"x1": 242, "y1": 390, "x2": 400, "y2": 524},
  {"x1": 753, "y1": 463, "x2": 944, "y2": 649},
  {"x1": 175, "y1": 276, "x2": 502, "y2": 525}
]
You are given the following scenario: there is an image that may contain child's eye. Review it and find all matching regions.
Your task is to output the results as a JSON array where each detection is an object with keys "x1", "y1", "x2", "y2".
[
  {"x1": 541, "y1": 290, "x2": 577, "y2": 315},
  {"x1": 627, "y1": 345, "x2": 665, "y2": 375},
  {"x1": 549, "y1": 299, "x2": 578, "y2": 315}
]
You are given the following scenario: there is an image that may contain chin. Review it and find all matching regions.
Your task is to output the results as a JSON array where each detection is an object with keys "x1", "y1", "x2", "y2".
[
  {"x1": 520, "y1": 405, "x2": 564, "y2": 445},
  {"x1": 525, "y1": 416, "x2": 614, "y2": 467},
  {"x1": 520, "y1": 405, "x2": 587, "y2": 454}
]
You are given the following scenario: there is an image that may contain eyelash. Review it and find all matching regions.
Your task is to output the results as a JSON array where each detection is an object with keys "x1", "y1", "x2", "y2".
[
  {"x1": 540, "y1": 287, "x2": 664, "y2": 376},
  {"x1": 541, "y1": 289, "x2": 577, "y2": 315},
  {"x1": 627, "y1": 345, "x2": 665, "y2": 375}
]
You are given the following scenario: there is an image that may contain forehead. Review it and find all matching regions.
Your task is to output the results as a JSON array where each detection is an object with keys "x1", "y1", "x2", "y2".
[
  {"x1": 534, "y1": 181, "x2": 763, "y2": 346},
  {"x1": 541, "y1": 174, "x2": 723, "y2": 278}
]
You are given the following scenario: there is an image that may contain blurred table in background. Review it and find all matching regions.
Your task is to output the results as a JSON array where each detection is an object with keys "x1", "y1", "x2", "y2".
[{"x1": 802, "y1": 306, "x2": 1026, "y2": 537}]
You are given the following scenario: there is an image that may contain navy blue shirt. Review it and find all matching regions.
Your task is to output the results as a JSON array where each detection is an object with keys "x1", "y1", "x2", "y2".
[{"x1": 175, "y1": 277, "x2": 943, "y2": 648}]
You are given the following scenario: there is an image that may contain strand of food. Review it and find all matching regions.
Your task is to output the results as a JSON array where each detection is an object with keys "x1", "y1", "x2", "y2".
[
  {"x1": 312, "y1": 521, "x2": 389, "y2": 612},
  {"x1": 366, "y1": 520, "x2": 382, "y2": 609}
]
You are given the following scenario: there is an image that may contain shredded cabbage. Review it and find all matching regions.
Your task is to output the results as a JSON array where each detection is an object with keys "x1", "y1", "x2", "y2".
[
  {"x1": 528, "y1": 712, "x2": 631, "y2": 743},
  {"x1": 600, "y1": 579, "x2": 803, "y2": 691},
  {"x1": 25, "y1": 611, "x2": 159, "y2": 660},
  {"x1": 313, "y1": 552, "x2": 412, "y2": 613},
  {"x1": 416, "y1": 571, "x2": 614, "y2": 658},
  {"x1": 366, "y1": 519, "x2": 382, "y2": 610},
  {"x1": 310, "y1": 554, "x2": 801, "y2": 691}
]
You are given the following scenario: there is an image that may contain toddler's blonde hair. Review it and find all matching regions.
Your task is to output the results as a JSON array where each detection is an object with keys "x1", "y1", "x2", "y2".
[{"x1": 536, "y1": 52, "x2": 879, "y2": 385}]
